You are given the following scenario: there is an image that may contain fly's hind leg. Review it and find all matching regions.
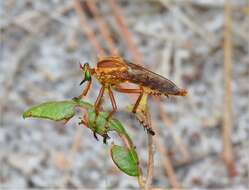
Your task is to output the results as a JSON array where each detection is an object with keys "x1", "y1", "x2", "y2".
[
  {"x1": 114, "y1": 85, "x2": 155, "y2": 135},
  {"x1": 114, "y1": 85, "x2": 143, "y2": 113},
  {"x1": 131, "y1": 91, "x2": 144, "y2": 113}
]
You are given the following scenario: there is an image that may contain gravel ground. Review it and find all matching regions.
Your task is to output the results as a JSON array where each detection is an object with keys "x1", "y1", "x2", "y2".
[{"x1": 0, "y1": 0, "x2": 249, "y2": 189}]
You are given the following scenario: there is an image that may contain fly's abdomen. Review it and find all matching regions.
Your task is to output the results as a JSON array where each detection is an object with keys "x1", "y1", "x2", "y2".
[
  {"x1": 139, "y1": 77, "x2": 187, "y2": 96},
  {"x1": 126, "y1": 64, "x2": 187, "y2": 96}
]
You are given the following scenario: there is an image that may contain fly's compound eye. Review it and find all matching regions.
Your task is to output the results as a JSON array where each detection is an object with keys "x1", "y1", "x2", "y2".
[
  {"x1": 84, "y1": 70, "x2": 91, "y2": 81},
  {"x1": 79, "y1": 63, "x2": 91, "y2": 85}
]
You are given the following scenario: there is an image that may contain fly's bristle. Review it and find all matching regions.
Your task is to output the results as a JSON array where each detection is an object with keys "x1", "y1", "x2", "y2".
[{"x1": 176, "y1": 89, "x2": 187, "y2": 96}]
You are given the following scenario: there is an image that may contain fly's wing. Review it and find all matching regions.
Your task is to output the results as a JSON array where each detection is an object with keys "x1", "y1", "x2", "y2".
[{"x1": 124, "y1": 60, "x2": 187, "y2": 96}]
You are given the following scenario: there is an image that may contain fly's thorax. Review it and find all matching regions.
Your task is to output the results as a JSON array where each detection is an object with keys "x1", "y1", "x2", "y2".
[
  {"x1": 96, "y1": 66, "x2": 127, "y2": 74},
  {"x1": 94, "y1": 68, "x2": 128, "y2": 85},
  {"x1": 96, "y1": 57, "x2": 128, "y2": 80}
]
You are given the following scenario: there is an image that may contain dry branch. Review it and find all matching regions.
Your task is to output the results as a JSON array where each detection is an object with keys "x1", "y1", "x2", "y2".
[
  {"x1": 73, "y1": 0, "x2": 105, "y2": 56},
  {"x1": 85, "y1": 0, "x2": 118, "y2": 55},
  {"x1": 154, "y1": 99, "x2": 190, "y2": 162},
  {"x1": 153, "y1": 124, "x2": 181, "y2": 189},
  {"x1": 222, "y1": 0, "x2": 236, "y2": 177},
  {"x1": 107, "y1": 0, "x2": 143, "y2": 64}
]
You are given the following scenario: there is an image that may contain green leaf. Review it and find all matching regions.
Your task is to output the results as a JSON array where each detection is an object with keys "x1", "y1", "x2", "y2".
[
  {"x1": 22, "y1": 98, "x2": 92, "y2": 121},
  {"x1": 110, "y1": 145, "x2": 139, "y2": 176},
  {"x1": 23, "y1": 99, "x2": 139, "y2": 177},
  {"x1": 86, "y1": 108, "x2": 132, "y2": 140},
  {"x1": 23, "y1": 101, "x2": 78, "y2": 121},
  {"x1": 72, "y1": 97, "x2": 92, "y2": 109},
  {"x1": 22, "y1": 98, "x2": 129, "y2": 136},
  {"x1": 23, "y1": 98, "x2": 133, "y2": 144}
]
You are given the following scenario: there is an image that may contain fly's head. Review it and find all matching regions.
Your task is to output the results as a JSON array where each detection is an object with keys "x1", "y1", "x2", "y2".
[{"x1": 79, "y1": 62, "x2": 92, "y2": 85}]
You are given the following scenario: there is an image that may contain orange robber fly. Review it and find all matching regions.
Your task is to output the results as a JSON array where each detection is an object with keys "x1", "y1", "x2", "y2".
[{"x1": 77, "y1": 56, "x2": 187, "y2": 143}]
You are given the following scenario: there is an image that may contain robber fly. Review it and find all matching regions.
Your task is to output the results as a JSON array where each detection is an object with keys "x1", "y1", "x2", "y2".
[{"x1": 78, "y1": 56, "x2": 187, "y2": 142}]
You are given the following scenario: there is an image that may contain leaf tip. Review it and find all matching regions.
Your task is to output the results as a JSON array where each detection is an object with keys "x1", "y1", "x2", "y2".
[{"x1": 22, "y1": 111, "x2": 32, "y2": 119}]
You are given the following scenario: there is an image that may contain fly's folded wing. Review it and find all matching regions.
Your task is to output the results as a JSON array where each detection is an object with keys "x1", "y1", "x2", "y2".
[{"x1": 124, "y1": 61, "x2": 187, "y2": 96}]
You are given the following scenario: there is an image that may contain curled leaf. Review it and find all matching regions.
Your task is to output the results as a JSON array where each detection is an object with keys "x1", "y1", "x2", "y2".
[
  {"x1": 22, "y1": 98, "x2": 92, "y2": 121},
  {"x1": 23, "y1": 101, "x2": 78, "y2": 121}
]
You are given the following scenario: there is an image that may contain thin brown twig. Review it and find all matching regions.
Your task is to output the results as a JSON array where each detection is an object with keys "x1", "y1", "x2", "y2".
[
  {"x1": 154, "y1": 98, "x2": 190, "y2": 162},
  {"x1": 153, "y1": 124, "x2": 181, "y2": 189},
  {"x1": 222, "y1": 0, "x2": 236, "y2": 177},
  {"x1": 73, "y1": 0, "x2": 105, "y2": 56},
  {"x1": 107, "y1": 0, "x2": 143, "y2": 65},
  {"x1": 59, "y1": 127, "x2": 83, "y2": 187},
  {"x1": 146, "y1": 134, "x2": 153, "y2": 189},
  {"x1": 85, "y1": 0, "x2": 118, "y2": 55},
  {"x1": 156, "y1": 0, "x2": 215, "y2": 45}
]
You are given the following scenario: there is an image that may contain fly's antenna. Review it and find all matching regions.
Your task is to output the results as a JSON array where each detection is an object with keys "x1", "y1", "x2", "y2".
[
  {"x1": 79, "y1": 62, "x2": 90, "y2": 71},
  {"x1": 79, "y1": 62, "x2": 84, "y2": 70}
]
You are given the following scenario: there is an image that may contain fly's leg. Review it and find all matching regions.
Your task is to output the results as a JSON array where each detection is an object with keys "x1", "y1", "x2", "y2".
[
  {"x1": 93, "y1": 86, "x2": 105, "y2": 141},
  {"x1": 114, "y1": 85, "x2": 142, "y2": 94},
  {"x1": 131, "y1": 91, "x2": 144, "y2": 113},
  {"x1": 101, "y1": 87, "x2": 118, "y2": 144},
  {"x1": 132, "y1": 92, "x2": 155, "y2": 135},
  {"x1": 114, "y1": 85, "x2": 142, "y2": 113},
  {"x1": 78, "y1": 78, "x2": 92, "y2": 99},
  {"x1": 75, "y1": 79, "x2": 94, "y2": 138},
  {"x1": 107, "y1": 87, "x2": 117, "y2": 120},
  {"x1": 114, "y1": 85, "x2": 155, "y2": 135}
]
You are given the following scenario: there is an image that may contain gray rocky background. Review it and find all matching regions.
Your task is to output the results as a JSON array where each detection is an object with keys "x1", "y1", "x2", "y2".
[{"x1": 0, "y1": 0, "x2": 249, "y2": 189}]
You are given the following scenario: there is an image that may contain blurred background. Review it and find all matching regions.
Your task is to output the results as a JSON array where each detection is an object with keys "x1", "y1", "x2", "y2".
[{"x1": 0, "y1": 0, "x2": 249, "y2": 189}]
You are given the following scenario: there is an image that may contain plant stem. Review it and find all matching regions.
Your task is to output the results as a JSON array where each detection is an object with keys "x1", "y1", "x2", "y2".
[{"x1": 145, "y1": 103, "x2": 154, "y2": 190}]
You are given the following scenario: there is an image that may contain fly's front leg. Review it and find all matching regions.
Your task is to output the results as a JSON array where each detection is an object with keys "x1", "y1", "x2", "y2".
[
  {"x1": 93, "y1": 86, "x2": 105, "y2": 141},
  {"x1": 107, "y1": 86, "x2": 117, "y2": 121},
  {"x1": 76, "y1": 79, "x2": 92, "y2": 135},
  {"x1": 100, "y1": 86, "x2": 118, "y2": 144},
  {"x1": 78, "y1": 78, "x2": 92, "y2": 99}
]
